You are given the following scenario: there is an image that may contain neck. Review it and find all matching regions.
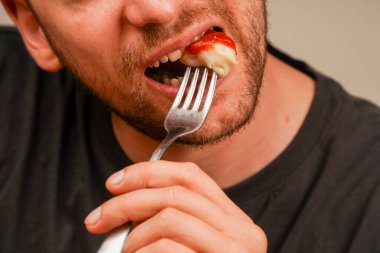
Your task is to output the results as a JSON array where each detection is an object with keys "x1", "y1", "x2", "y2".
[{"x1": 112, "y1": 53, "x2": 315, "y2": 188}]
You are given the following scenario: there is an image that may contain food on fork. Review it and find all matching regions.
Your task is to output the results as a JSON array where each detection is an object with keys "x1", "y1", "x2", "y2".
[
  {"x1": 144, "y1": 28, "x2": 238, "y2": 87},
  {"x1": 181, "y1": 29, "x2": 238, "y2": 77}
]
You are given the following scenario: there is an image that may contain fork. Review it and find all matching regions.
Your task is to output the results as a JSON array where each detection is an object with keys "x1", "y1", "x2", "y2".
[
  {"x1": 150, "y1": 67, "x2": 218, "y2": 160},
  {"x1": 97, "y1": 67, "x2": 218, "y2": 253}
]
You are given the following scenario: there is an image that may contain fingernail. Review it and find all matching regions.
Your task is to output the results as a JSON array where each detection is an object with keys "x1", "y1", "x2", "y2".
[
  {"x1": 108, "y1": 170, "x2": 125, "y2": 185},
  {"x1": 85, "y1": 207, "x2": 101, "y2": 225}
]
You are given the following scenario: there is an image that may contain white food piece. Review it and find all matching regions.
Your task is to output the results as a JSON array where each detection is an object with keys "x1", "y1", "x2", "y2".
[{"x1": 180, "y1": 44, "x2": 238, "y2": 77}]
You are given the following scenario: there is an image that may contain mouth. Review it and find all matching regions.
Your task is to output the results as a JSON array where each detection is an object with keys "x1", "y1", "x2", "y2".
[{"x1": 144, "y1": 26, "x2": 224, "y2": 87}]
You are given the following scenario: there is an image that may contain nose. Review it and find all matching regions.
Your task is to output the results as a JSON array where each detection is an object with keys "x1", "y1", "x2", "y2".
[{"x1": 124, "y1": 0, "x2": 180, "y2": 28}]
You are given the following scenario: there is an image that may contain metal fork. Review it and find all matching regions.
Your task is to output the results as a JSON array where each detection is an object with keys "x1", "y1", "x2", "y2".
[
  {"x1": 150, "y1": 67, "x2": 218, "y2": 160},
  {"x1": 97, "y1": 67, "x2": 218, "y2": 253}
]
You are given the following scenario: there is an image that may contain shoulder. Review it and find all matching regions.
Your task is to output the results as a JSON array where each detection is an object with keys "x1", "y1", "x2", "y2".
[
  {"x1": 317, "y1": 76, "x2": 380, "y2": 190},
  {"x1": 325, "y1": 81, "x2": 380, "y2": 153},
  {"x1": 307, "y1": 78, "x2": 380, "y2": 251},
  {"x1": 308, "y1": 70, "x2": 380, "y2": 203}
]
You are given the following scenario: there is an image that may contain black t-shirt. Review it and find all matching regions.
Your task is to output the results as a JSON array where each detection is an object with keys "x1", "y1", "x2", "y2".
[{"x1": 1, "y1": 27, "x2": 380, "y2": 253}]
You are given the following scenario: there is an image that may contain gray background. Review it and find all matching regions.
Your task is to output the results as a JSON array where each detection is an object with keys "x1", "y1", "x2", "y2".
[{"x1": 1, "y1": 1, "x2": 379, "y2": 105}]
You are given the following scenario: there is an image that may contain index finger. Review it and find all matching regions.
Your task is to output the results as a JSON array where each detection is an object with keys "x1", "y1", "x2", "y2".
[{"x1": 106, "y1": 161, "x2": 250, "y2": 221}]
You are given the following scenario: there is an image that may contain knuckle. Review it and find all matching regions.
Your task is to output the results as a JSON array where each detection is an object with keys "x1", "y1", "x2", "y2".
[
  {"x1": 229, "y1": 243, "x2": 247, "y2": 253},
  {"x1": 182, "y1": 162, "x2": 203, "y2": 177},
  {"x1": 121, "y1": 192, "x2": 130, "y2": 204},
  {"x1": 164, "y1": 185, "x2": 188, "y2": 204},
  {"x1": 157, "y1": 207, "x2": 180, "y2": 223},
  {"x1": 231, "y1": 225, "x2": 267, "y2": 253},
  {"x1": 134, "y1": 162, "x2": 151, "y2": 186},
  {"x1": 153, "y1": 239, "x2": 174, "y2": 252}
]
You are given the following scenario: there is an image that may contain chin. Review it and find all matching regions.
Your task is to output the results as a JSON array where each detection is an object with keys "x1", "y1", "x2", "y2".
[{"x1": 175, "y1": 99, "x2": 255, "y2": 147}]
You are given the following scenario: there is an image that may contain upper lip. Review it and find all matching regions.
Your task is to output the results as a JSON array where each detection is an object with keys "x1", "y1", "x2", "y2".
[{"x1": 144, "y1": 22, "x2": 224, "y2": 68}]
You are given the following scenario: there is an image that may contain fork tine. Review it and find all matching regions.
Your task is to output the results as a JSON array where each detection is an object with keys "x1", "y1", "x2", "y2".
[
  {"x1": 192, "y1": 68, "x2": 208, "y2": 111},
  {"x1": 182, "y1": 68, "x2": 200, "y2": 109},
  {"x1": 201, "y1": 72, "x2": 218, "y2": 112},
  {"x1": 171, "y1": 67, "x2": 192, "y2": 108}
]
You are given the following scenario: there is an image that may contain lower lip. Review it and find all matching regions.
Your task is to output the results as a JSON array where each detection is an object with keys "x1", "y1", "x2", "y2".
[{"x1": 145, "y1": 68, "x2": 234, "y2": 100}]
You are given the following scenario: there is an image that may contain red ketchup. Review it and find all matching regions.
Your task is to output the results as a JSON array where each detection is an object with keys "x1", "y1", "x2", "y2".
[{"x1": 185, "y1": 29, "x2": 237, "y2": 55}]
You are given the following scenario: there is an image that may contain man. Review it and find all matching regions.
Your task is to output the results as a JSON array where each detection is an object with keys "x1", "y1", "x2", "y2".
[{"x1": 1, "y1": 0, "x2": 379, "y2": 252}]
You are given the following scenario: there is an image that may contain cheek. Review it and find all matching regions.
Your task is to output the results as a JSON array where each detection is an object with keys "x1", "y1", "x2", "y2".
[
  {"x1": 62, "y1": 30, "x2": 116, "y2": 73},
  {"x1": 38, "y1": 3, "x2": 127, "y2": 75}
]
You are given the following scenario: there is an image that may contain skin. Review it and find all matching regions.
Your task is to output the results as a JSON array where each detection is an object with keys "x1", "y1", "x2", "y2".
[{"x1": 2, "y1": 0, "x2": 315, "y2": 252}]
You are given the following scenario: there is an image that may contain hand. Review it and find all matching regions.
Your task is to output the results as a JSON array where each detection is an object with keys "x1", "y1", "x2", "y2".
[{"x1": 85, "y1": 161, "x2": 267, "y2": 253}]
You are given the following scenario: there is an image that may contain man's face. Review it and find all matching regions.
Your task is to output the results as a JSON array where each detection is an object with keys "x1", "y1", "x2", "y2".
[{"x1": 28, "y1": 0, "x2": 267, "y2": 146}]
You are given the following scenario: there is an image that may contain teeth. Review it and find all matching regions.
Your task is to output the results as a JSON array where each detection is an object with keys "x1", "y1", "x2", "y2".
[
  {"x1": 150, "y1": 49, "x2": 182, "y2": 67},
  {"x1": 159, "y1": 73, "x2": 181, "y2": 87},
  {"x1": 191, "y1": 36, "x2": 200, "y2": 43},
  {"x1": 163, "y1": 77, "x2": 171, "y2": 85},
  {"x1": 161, "y1": 75, "x2": 181, "y2": 87},
  {"x1": 160, "y1": 56, "x2": 169, "y2": 64},
  {"x1": 187, "y1": 31, "x2": 206, "y2": 46},
  {"x1": 170, "y1": 78, "x2": 180, "y2": 87},
  {"x1": 149, "y1": 30, "x2": 208, "y2": 68},
  {"x1": 168, "y1": 50, "x2": 183, "y2": 62},
  {"x1": 191, "y1": 32, "x2": 205, "y2": 43}
]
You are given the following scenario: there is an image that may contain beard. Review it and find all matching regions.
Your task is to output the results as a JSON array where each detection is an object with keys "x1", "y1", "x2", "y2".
[{"x1": 39, "y1": 0, "x2": 267, "y2": 147}]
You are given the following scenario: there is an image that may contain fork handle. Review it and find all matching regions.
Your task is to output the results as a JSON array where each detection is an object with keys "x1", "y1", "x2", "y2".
[
  {"x1": 97, "y1": 224, "x2": 130, "y2": 253},
  {"x1": 97, "y1": 132, "x2": 179, "y2": 253},
  {"x1": 150, "y1": 132, "x2": 178, "y2": 161}
]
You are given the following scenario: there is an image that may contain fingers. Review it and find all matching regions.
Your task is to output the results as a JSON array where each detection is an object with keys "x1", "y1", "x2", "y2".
[
  {"x1": 134, "y1": 239, "x2": 196, "y2": 253},
  {"x1": 85, "y1": 161, "x2": 268, "y2": 253},
  {"x1": 105, "y1": 161, "x2": 250, "y2": 221},
  {"x1": 106, "y1": 161, "x2": 218, "y2": 196},
  {"x1": 85, "y1": 185, "x2": 229, "y2": 234},
  {"x1": 125, "y1": 208, "x2": 234, "y2": 253}
]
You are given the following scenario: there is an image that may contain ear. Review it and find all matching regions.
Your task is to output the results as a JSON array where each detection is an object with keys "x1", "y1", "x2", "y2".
[{"x1": 1, "y1": 0, "x2": 63, "y2": 72}]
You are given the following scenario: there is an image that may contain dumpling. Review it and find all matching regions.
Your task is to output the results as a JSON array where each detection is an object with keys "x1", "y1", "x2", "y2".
[{"x1": 181, "y1": 30, "x2": 238, "y2": 77}]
